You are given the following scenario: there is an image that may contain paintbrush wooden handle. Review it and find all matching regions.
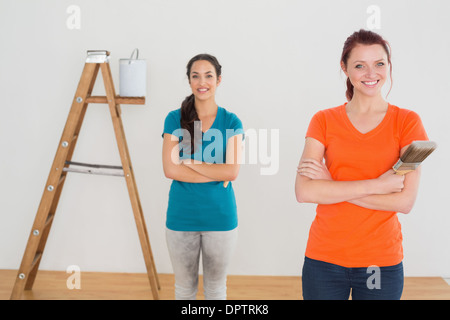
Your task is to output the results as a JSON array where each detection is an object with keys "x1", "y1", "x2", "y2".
[
  {"x1": 393, "y1": 169, "x2": 413, "y2": 175},
  {"x1": 393, "y1": 159, "x2": 419, "y2": 175},
  {"x1": 223, "y1": 181, "x2": 229, "y2": 188}
]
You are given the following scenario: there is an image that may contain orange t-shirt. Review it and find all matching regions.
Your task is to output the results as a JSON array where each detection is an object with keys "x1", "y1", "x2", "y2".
[{"x1": 305, "y1": 103, "x2": 428, "y2": 267}]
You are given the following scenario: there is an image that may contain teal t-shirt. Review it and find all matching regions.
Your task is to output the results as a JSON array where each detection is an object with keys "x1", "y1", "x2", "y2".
[{"x1": 162, "y1": 106, "x2": 244, "y2": 231}]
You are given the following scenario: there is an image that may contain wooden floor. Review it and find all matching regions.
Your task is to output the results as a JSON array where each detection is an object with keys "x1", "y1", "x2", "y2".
[{"x1": 1, "y1": 269, "x2": 449, "y2": 300}]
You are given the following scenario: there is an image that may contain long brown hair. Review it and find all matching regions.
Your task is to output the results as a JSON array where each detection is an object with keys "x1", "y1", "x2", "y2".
[
  {"x1": 180, "y1": 54, "x2": 222, "y2": 153},
  {"x1": 341, "y1": 29, "x2": 393, "y2": 101}
]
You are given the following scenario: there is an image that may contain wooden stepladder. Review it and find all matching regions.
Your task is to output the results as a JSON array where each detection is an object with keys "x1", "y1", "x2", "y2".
[{"x1": 10, "y1": 50, "x2": 160, "y2": 300}]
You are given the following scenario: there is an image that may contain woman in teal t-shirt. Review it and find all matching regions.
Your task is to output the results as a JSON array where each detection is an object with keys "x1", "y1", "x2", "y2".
[{"x1": 162, "y1": 53, "x2": 244, "y2": 300}]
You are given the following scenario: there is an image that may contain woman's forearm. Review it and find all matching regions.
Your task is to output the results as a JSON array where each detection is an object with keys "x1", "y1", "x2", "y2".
[
  {"x1": 295, "y1": 138, "x2": 419, "y2": 212},
  {"x1": 347, "y1": 167, "x2": 421, "y2": 214},
  {"x1": 181, "y1": 134, "x2": 242, "y2": 182},
  {"x1": 164, "y1": 162, "x2": 215, "y2": 183},
  {"x1": 295, "y1": 138, "x2": 381, "y2": 204},
  {"x1": 348, "y1": 193, "x2": 413, "y2": 214},
  {"x1": 182, "y1": 160, "x2": 239, "y2": 181},
  {"x1": 295, "y1": 175, "x2": 378, "y2": 204},
  {"x1": 296, "y1": 153, "x2": 406, "y2": 205}
]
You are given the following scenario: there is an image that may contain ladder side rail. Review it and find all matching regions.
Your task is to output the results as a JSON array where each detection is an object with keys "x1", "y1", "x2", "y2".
[
  {"x1": 10, "y1": 63, "x2": 99, "y2": 300},
  {"x1": 100, "y1": 62, "x2": 160, "y2": 299}
]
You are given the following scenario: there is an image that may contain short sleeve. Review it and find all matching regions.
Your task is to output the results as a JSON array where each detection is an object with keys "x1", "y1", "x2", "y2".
[
  {"x1": 162, "y1": 110, "x2": 182, "y2": 139},
  {"x1": 399, "y1": 110, "x2": 428, "y2": 148},
  {"x1": 306, "y1": 111, "x2": 326, "y2": 145},
  {"x1": 226, "y1": 112, "x2": 245, "y2": 141}
]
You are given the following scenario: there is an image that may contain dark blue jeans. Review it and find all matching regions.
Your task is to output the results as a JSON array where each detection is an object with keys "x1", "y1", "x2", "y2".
[{"x1": 302, "y1": 257, "x2": 404, "y2": 300}]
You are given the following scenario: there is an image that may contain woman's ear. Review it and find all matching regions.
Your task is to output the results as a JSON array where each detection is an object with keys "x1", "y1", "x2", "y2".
[
  {"x1": 340, "y1": 61, "x2": 348, "y2": 77},
  {"x1": 216, "y1": 75, "x2": 222, "y2": 87}
]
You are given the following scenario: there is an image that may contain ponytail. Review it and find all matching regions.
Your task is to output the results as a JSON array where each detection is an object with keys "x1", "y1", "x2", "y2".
[
  {"x1": 345, "y1": 77, "x2": 354, "y2": 101},
  {"x1": 180, "y1": 94, "x2": 199, "y2": 154}
]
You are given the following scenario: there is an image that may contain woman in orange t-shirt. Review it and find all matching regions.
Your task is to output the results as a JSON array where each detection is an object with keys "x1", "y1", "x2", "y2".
[{"x1": 295, "y1": 29, "x2": 428, "y2": 300}]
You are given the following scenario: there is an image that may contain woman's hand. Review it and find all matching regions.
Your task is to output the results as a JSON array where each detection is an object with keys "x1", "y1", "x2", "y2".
[
  {"x1": 373, "y1": 169, "x2": 405, "y2": 194},
  {"x1": 162, "y1": 134, "x2": 214, "y2": 183},
  {"x1": 297, "y1": 158, "x2": 332, "y2": 181}
]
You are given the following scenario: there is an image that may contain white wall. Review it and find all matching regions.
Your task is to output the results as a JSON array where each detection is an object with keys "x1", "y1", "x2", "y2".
[{"x1": 1, "y1": 0, "x2": 449, "y2": 278}]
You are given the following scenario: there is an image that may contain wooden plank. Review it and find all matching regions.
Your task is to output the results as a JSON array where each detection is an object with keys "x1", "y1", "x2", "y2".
[
  {"x1": 2, "y1": 270, "x2": 450, "y2": 300},
  {"x1": 86, "y1": 95, "x2": 145, "y2": 105}
]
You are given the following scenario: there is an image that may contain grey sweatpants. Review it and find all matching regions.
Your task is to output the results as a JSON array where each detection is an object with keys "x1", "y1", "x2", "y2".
[{"x1": 165, "y1": 227, "x2": 238, "y2": 300}]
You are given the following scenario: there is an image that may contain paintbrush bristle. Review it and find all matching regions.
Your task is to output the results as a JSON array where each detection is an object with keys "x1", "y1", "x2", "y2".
[{"x1": 400, "y1": 141, "x2": 437, "y2": 163}]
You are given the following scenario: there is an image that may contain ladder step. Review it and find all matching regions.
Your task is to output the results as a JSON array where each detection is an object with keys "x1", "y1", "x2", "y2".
[
  {"x1": 64, "y1": 161, "x2": 124, "y2": 177},
  {"x1": 86, "y1": 95, "x2": 145, "y2": 105},
  {"x1": 65, "y1": 161, "x2": 123, "y2": 169}
]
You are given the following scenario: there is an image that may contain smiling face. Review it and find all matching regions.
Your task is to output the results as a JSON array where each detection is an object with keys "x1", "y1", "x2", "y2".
[
  {"x1": 189, "y1": 60, "x2": 221, "y2": 102},
  {"x1": 341, "y1": 44, "x2": 389, "y2": 99}
]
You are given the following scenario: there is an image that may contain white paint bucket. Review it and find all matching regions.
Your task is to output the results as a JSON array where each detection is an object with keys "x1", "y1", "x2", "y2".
[{"x1": 119, "y1": 49, "x2": 146, "y2": 97}]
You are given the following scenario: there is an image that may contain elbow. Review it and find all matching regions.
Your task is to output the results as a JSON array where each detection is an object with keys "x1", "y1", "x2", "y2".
[
  {"x1": 296, "y1": 194, "x2": 305, "y2": 203},
  {"x1": 163, "y1": 165, "x2": 177, "y2": 180},
  {"x1": 396, "y1": 197, "x2": 416, "y2": 214},
  {"x1": 226, "y1": 165, "x2": 240, "y2": 182},
  {"x1": 296, "y1": 189, "x2": 311, "y2": 203},
  {"x1": 295, "y1": 190, "x2": 304, "y2": 203},
  {"x1": 398, "y1": 191, "x2": 418, "y2": 214},
  {"x1": 398, "y1": 202, "x2": 414, "y2": 214},
  {"x1": 295, "y1": 179, "x2": 312, "y2": 203},
  {"x1": 164, "y1": 170, "x2": 174, "y2": 180},
  {"x1": 226, "y1": 172, "x2": 239, "y2": 182}
]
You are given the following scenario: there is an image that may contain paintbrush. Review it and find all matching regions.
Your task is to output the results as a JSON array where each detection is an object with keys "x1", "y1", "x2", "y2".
[{"x1": 393, "y1": 140, "x2": 437, "y2": 175}]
